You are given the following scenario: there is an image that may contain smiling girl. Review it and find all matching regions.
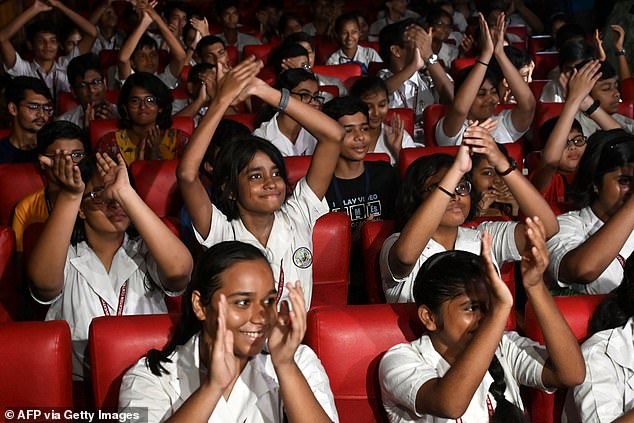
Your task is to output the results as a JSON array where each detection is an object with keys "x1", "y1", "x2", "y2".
[{"x1": 326, "y1": 13, "x2": 382, "y2": 71}]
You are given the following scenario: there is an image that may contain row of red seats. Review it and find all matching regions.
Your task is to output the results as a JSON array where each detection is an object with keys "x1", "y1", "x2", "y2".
[{"x1": 0, "y1": 294, "x2": 605, "y2": 423}]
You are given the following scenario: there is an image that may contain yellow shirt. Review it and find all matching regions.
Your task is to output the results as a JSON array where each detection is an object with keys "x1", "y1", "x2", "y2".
[
  {"x1": 97, "y1": 128, "x2": 189, "y2": 165},
  {"x1": 12, "y1": 189, "x2": 49, "y2": 252}
]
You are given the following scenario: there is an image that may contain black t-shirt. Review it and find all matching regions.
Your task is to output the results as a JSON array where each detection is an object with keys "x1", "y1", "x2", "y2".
[
  {"x1": 0, "y1": 136, "x2": 39, "y2": 164},
  {"x1": 325, "y1": 161, "x2": 399, "y2": 229}
]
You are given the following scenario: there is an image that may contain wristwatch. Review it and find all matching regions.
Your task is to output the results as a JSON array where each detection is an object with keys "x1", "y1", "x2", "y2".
[
  {"x1": 616, "y1": 49, "x2": 627, "y2": 57},
  {"x1": 424, "y1": 54, "x2": 439, "y2": 67}
]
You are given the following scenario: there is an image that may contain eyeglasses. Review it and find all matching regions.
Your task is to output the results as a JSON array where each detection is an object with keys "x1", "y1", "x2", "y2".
[
  {"x1": 76, "y1": 78, "x2": 104, "y2": 90},
  {"x1": 20, "y1": 102, "x2": 54, "y2": 115},
  {"x1": 127, "y1": 95, "x2": 158, "y2": 108},
  {"x1": 82, "y1": 187, "x2": 107, "y2": 206},
  {"x1": 43, "y1": 150, "x2": 86, "y2": 164},
  {"x1": 425, "y1": 180, "x2": 472, "y2": 197},
  {"x1": 432, "y1": 22, "x2": 453, "y2": 28},
  {"x1": 566, "y1": 135, "x2": 587, "y2": 148},
  {"x1": 290, "y1": 91, "x2": 325, "y2": 105}
]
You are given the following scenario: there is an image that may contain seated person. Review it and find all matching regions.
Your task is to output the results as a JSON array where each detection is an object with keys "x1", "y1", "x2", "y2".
[
  {"x1": 302, "y1": 0, "x2": 343, "y2": 37},
  {"x1": 369, "y1": 0, "x2": 420, "y2": 42},
  {"x1": 0, "y1": 0, "x2": 96, "y2": 99},
  {"x1": 378, "y1": 18, "x2": 454, "y2": 142},
  {"x1": 490, "y1": 45, "x2": 534, "y2": 104},
  {"x1": 173, "y1": 62, "x2": 215, "y2": 125},
  {"x1": 547, "y1": 129, "x2": 634, "y2": 294},
  {"x1": 28, "y1": 152, "x2": 192, "y2": 380},
  {"x1": 195, "y1": 35, "x2": 231, "y2": 68},
  {"x1": 119, "y1": 241, "x2": 338, "y2": 422},
  {"x1": 12, "y1": 121, "x2": 88, "y2": 254},
  {"x1": 539, "y1": 38, "x2": 594, "y2": 103},
  {"x1": 350, "y1": 76, "x2": 418, "y2": 165},
  {"x1": 436, "y1": 14, "x2": 535, "y2": 146},
  {"x1": 255, "y1": 0, "x2": 283, "y2": 43},
  {"x1": 214, "y1": 0, "x2": 261, "y2": 56},
  {"x1": 162, "y1": 1, "x2": 191, "y2": 49},
  {"x1": 278, "y1": 13, "x2": 304, "y2": 40},
  {"x1": 253, "y1": 68, "x2": 322, "y2": 156},
  {"x1": 97, "y1": 72, "x2": 189, "y2": 164},
  {"x1": 117, "y1": 1, "x2": 186, "y2": 89},
  {"x1": 89, "y1": 0, "x2": 126, "y2": 55},
  {"x1": 426, "y1": 7, "x2": 459, "y2": 71},
  {"x1": 326, "y1": 13, "x2": 382, "y2": 72},
  {"x1": 57, "y1": 53, "x2": 118, "y2": 129},
  {"x1": 0, "y1": 76, "x2": 53, "y2": 164}
]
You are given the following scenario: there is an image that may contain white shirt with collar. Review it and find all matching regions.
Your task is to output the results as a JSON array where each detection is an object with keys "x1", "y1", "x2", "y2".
[
  {"x1": 380, "y1": 221, "x2": 520, "y2": 303},
  {"x1": 119, "y1": 333, "x2": 339, "y2": 423},
  {"x1": 216, "y1": 32, "x2": 262, "y2": 55},
  {"x1": 547, "y1": 206, "x2": 634, "y2": 294},
  {"x1": 539, "y1": 79, "x2": 565, "y2": 103},
  {"x1": 253, "y1": 112, "x2": 318, "y2": 157},
  {"x1": 4, "y1": 46, "x2": 80, "y2": 97},
  {"x1": 575, "y1": 111, "x2": 634, "y2": 137},
  {"x1": 91, "y1": 27, "x2": 125, "y2": 55},
  {"x1": 368, "y1": 10, "x2": 421, "y2": 42},
  {"x1": 378, "y1": 68, "x2": 438, "y2": 116},
  {"x1": 32, "y1": 235, "x2": 179, "y2": 380},
  {"x1": 437, "y1": 42, "x2": 459, "y2": 70},
  {"x1": 325, "y1": 45, "x2": 383, "y2": 67},
  {"x1": 193, "y1": 177, "x2": 329, "y2": 309},
  {"x1": 56, "y1": 103, "x2": 120, "y2": 129},
  {"x1": 373, "y1": 122, "x2": 419, "y2": 165},
  {"x1": 435, "y1": 109, "x2": 526, "y2": 146},
  {"x1": 566, "y1": 317, "x2": 634, "y2": 423},
  {"x1": 380, "y1": 332, "x2": 551, "y2": 423}
]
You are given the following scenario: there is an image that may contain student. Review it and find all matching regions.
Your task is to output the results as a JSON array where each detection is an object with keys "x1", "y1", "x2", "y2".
[
  {"x1": 326, "y1": 13, "x2": 382, "y2": 72},
  {"x1": 539, "y1": 39, "x2": 594, "y2": 103},
  {"x1": 0, "y1": 76, "x2": 53, "y2": 164},
  {"x1": 61, "y1": 27, "x2": 82, "y2": 57},
  {"x1": 177, "y1": 57, "x2": 345, "y2": 309},
  {"x1": 214, "y1": 0, "x2": 261, "y2": 56},
  {"x1": 173, "y1": 62, "x2": 215, "y2": 124},
  {"x1": 350, "y1": 76, "x2": 418, "y2": 165},
  {"x1": 567, "y1": 254, "x2": 634, "y2": 422},
  {"x1": 380, "y1": 222, "x2": 585, "y2": 422},
  {"x1": 322, "y1": 96, "x2": 398, "y2": 228},
  {"x1": 195, "y1": 35, "x2": 231, "y2": 68},
  {"x1": 547, "y1": 129, "x2": 634, "y2": 294},
  {"x1": 0, "y1": 0, "x2": 97, "y2": 99},
  {"x1": 28, "y1": 152, "x2": 192, "y2": 380},
  {"x1": 369, "y1": 0, "x2": 420, "y2": 42},
  {"x1": 57, "y1": 53, "x2": 118, "y2": 130},
  {"x1": 435, "y1": 13, "x2": 535, "y2": 146},
  {"x1": 255, "y1": 0, "x2": 283, "y2": 43},
  {"x1": 426, "y1": 7, "x2": 459, "y2": 71},
  {"x1": 163, "y1": 1, "x2": 191, "y2": 49},
  {"x1": 253, "y1": 68, "x2": 323, "y2": 157},
  {"x1": 89, "y1": 0, "x2": 126, "y2": 55},
  {"x1": 12, "y1": 121, "x2": 88, "y2": 254},
  {"x1": 489, "y1": 45, "x2": 534, "y2": 104},
  {"x1": 96, "y1": 72, "x2": 189, "y2": 165},
  {"x1": 302, "y1": 0, "x2": 342, "y2": 38},
  {"x1": 279, "y1": 13, "x2": 304, "y2": 40},
  {"x1": 119, "y1": 241, "x2": 338, "y2": 422},
  {"x1": 380, "y1": 124, "x2": 558, "y2": 303},
  {"x1": 117, "y1": 1, "x2": 186, "y2": 89}
]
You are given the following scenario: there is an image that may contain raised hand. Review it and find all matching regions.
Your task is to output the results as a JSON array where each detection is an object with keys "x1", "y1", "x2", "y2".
[
  {"x1": 454, "y1": 141, "x2": 473, "y2": 174},
  {"x1": 594, "y1": 29, "x2": 607, "y2": 62},
  {"x1": 462, "y1": 121, "x2": 508, "y2": 171},
  {"x1": 460, "y1": 34, "x2": 475, "y2": 55},
  {"x1": 96, "y1": 152, "x2": 132, "y2": 202},
  {"x1": 268, "y1": 282, "x2": 306, "y2": 368},
  {"x1": 215, "y1": 56, "x2": 263, "y2": 105},
  {"x1": 567, "y1": 59, "x2": 601, "y2": 103},
  {"x1": 138, "y1": 125, "x2": 161, "y2": 160},
  {"x1": 94, "y1": 102, "x2": 116, "y2": 120},
  {"x1": 40, "y1": 150, "x2": 84, "y2": 194},
  {"x1": 406, "y1": 24, "x2": 433, "y2": 62},
  {"x1": 611, "y1": 24, "x2": 626, "y2": 51},
  {"x1": 478, "y1": 13, "x2": 494, "y2": 58},
  {"x1": 32, "y1": 0, "x2": 53, "y2": 12},
  {"x1": 209, "y1": 294, "x2": 240, "y2": 390},
  {"x1": 190, "y1": 17, "x2": 209, "y2": 37},
  {"x1": 384, "y1": 113, "x2": 404, "y2": 158},
  {"x1": 490, "y1": 11, "x2": 506, "y2": 55},
  {"x1": 481, "y1": 231, "x2": 514, "y2": 309},
  {"x1": 520, "y1": 216, "x2": 549, "y2": 289},
  {"x1": 558, "y1": 70, "x2": 570, "y2": 100}
]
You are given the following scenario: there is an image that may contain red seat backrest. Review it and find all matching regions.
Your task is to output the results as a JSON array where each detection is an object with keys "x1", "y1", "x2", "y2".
[
  {"x1": 0, "y1": 226, "x2": 16, "y2": 319},
  {"x1": 58, "y1": 90, "x2": 120, "y2": 115},
  {"x1": 530, "y1": 80, "x2": 549, "y2": 100},
  {"x1": 89, "y1": 314, "x2": 178, "y2": 409},
  {"x1": 528, "y1": 35, "x2": 554, "y2": 53},
  {"x1": 0, "y1": 128, "x2": 10, "y2": 139},
  {"x1": 313, "y1": 35, "x2": 339, "y2": 65},
  {"x1": 422, "y1": 104, "x2": 448, "y2": 147},
  {"x1": 532, "y1": 102, "x2": 564, "y2": 150},
  {"x1": 367, "y1": 61, "x2": 385, "y2": 76},
  {"x1": 99, "y1": 49, "x2": 120, "y2": 71},
  {"x1": 525, "y1": 294, "x2": 607, "y2": 423},
  {"x1": 225, "y1": 113, "x2": 258, "y2": 131},
  {"x1": 507, "y1": 25, "x2": 528, "y2": 41},
  {"x1": 305, "y1": 303, "x2": 423, "y2": 423},
  {"x1": 312, "y1": 64, "x2": 363, "y2": 88},
  {"x1": 320, "y1": 84, "x2": 339, "y2": 98},
  {"x1": 243, "y1": 43, "x2": 276, "y2": 64},
  {"x1": 532, "y1": 52, "x2": 560, "y2": 80},
  {"x1": 621, "y1": 78, "x2": 634, "y2": 102},
  {"x1": 0, "y1": 163, "x2": 45, "y2": 226},
  {"x1": 360, "y1": 220, "x2": 395, "y2": 304},
  {"x1": 172, "y1": 116, "x2": 195, "y2": 135},
  {"x1": 451, "y1": 57, "x2": 477, "y2": 78},
  {"x1": 0, "y1": 320, "x2": 73, "y2": 407},
  {"x1": 91, "y1": 118, "x2": 119, "y2": 151},
  {"x1": 226, "y1": 45, "x2": 239, "y2": 67},
  {"x1": 311, "y1": 212, "x2": 351, "y2": 308},
  {"x1": 129, "y1": 159, "x2": 181, "y2": 218},
  {"x1": 386, "y1": 108, "x2": 415, "y2": 135}
]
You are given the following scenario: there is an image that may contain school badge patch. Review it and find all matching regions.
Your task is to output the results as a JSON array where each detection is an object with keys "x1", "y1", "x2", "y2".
[{"x1": 293, "y1": 247, "x2": 313, "y2": 268}]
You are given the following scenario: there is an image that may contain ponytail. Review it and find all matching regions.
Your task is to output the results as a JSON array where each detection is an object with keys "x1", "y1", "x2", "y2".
[{"x1": 487, "y1": 355, "x2": 529, "y2": 423}]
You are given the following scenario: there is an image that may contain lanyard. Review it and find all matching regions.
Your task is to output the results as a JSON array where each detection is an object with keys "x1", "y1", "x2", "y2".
[
  {"x1": 99, "y1": 280, "x2": 128, "y2": 316},
  {"x1": 455, "y1": 393, "x2": 494, "y2": 423}
]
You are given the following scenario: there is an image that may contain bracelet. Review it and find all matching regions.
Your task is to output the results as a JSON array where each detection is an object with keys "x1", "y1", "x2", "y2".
[
  {"x1": 496, "y1": 159, "x2": 517, "y2": 176},
  {"x1": 437, "y1": 185, "x2": 456, "y2": 199},
  {"x1": 616, "y1": 49, "x2": 627, "y2": 57},
  {"x1": 584, "y1": 99, "x2": 601, "y2": 116},
  {"x1": 476, "y1": 60, "x2": 489, "y2": 67},
  {"x1": 277, "y1": 88, "x2": 290, "y2": 112}
]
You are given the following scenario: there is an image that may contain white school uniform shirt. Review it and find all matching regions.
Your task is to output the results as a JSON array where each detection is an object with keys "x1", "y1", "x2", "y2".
[
  {"x1": 91, "y1": 27, "x2": 125, "y2": 55},
  {"x1": 380, "y1": 333, "x2": 551, "y2": 423},
  {"x1": 114, "y1": 64, "x2": 179, "y2": 89},
  {"x1": 575, "y1": 111, "x2": 634, "y2": 137},
  {"x1": 539, "y1": 79, "x2": 565, "y2": 103},
  {"x1": 547, "y1": 206, "x2": 634, "y2": 294},
  {"x1": 435, "y1": 109, "x2": 527, "y2": 146},
  {"x1": 119, "y1": 333, "x2": 340, "y2": 423},
  {"x1": 564, "y1": 317, "x2": 634, "y2": 423},
  {"x1": 56, "y1": 103, "x2": 120, "y2": 129},
  {"x1": 373, "y1": 122, "x2": 419, "y2": 165},
  {"x1": 377, "y1": 68, "x2": 438, "y2": 115},
  {"x1": 368, "y1": 10, "x2": 421, "y2": 42},
  {"x1": 31, "y1": 235, "x2": 179, "y2": 380},
  {"x1": 437, "y1": 42, "x2": 459, "y2": 70},
  {"x1": 193, "y1": 177, "x2": 329, "y2": 309},
  {"x1": 4, "y1": 47, "x2": 80, "y2": 97},
  {"x1": 216, "y1": 32, "x2": 262, "y2": 55},
  {"x1": 253, "y1": 112, "x2": 318, "y2": 157},
  {"x1": 380, "y1": 221, "x2": 520, "y2": 303},
  {"x1": 325, "y1": 45, "x2": 383, "y2": 67}
]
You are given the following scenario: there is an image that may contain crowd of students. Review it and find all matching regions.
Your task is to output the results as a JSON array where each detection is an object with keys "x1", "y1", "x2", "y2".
[{"x1": 1, "y1": 0, "x2": 634, "y2": 421}]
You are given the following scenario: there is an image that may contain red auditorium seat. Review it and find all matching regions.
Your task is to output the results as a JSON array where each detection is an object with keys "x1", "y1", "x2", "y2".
[
  {"x1": 313, "y1": 35, "x2": 339, "y2": 65},
  {"x1": 312, "y1": 63, "x2": 363, "y2": 88},
  {"x1": 0, "y1": 128, "x2": 10, "y2": 139},
  {"x1": 360, "y1": 220, "x2": 395, "y2": 304},
  {"x1": 305, "y1": 303, "x2": 423, "y2": 423},
  {"x1": 422, "y1": 103, "x2": 447, "y2": 146},
  {"x1": 57, "y1": 90, "x2": 120, "y2": 115},
  {"x1": 525, "y1": 295, "x2": 607, "y2": 423},
  {"x1": 226, "y1": 45, "x2": 239, "y2": 67},
  {"x1": 506, "y1": 25, "x2": 528, "y2": 41},
  {"x1": 0, "y1": 163, "x2": 45, "y2": 226},
  {"x1": 89, "y1": 314, "x2": 178, "y2": 409},
  {"x1": 225, "y1": 113, "x2": 258, "y2": 131},
  {"x1": 367, "y1": 61, "x2": 385, "y2": 76},
  {"x1": 243, "y1": 43, "x2": 276, "y2": 64},
  {"x1": 98, "y1": 49, "x2": 120, "y2": 71},
  {"x1": 320, "y1": 84, "x2": 339, "y2": 98},
  {"x1": 311, "y1": 212, "x2": 351, "y2": 307},
  {"x1": 532, "y1": 52, "x2": 560, "y2": 80},
  {"x1": 528, "y1": 35, "x2": 554, "y2": 53},
  {"x1": 386, "y1": 108, "x2": 415, "y2": 135},
  {"x1": 622, "y1": 78, "x2": 634, "y2": 102},
  {"x1": 129, "y1": 160, "x2": 181, "y2": 218},
  {"x1": 530, "y1": 80, "x2": 549, "y2": 100},
  {"x1": 451, "y1": 57, "x2": 476, "y2": 77},
  {"x1": 0, "y1": 226, "x2": 16, "y2": 319},
  {"x1": 0, "y1": 320, "x2": 73, "y2": 408}
]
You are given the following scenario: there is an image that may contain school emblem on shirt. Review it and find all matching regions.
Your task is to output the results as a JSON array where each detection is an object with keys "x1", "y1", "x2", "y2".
[{"x1": 293, "y1": 247, "x2": 313, "y2": 268}]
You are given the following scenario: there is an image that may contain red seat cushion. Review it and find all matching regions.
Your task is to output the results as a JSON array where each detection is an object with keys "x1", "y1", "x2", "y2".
[{"x1": 0, "y1": 163, "x2": 45, "y2": 226}]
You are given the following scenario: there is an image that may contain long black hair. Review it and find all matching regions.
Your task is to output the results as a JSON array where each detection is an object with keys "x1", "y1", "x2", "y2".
[
  {"x1": 118, "y1": 72, "x2": 173, "y2": 130},
  {"x1": 146, "y1": 241, "x2": 268, "y2": 375}
]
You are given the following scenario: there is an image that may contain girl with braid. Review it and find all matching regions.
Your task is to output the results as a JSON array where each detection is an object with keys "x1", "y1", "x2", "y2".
[{"x1": 379, "y1": 218, "x2": 585, "y2": 422}]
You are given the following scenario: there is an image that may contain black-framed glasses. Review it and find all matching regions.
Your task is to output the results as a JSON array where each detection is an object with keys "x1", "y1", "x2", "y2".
[
  {"x1": 425, "y1": 180, "x2": 472, "y2": 197},
  {"x1": 566, "y1": 135, "x2": 587, "y2": 148},
  {"x1": 82, "y1": 187, "x2": 106, "y2": 206},
  {"x1": 290, "y1": 91, "x2": 325, "y2": 105},
  {"x1": 43, "y1": 150, "x2": 86, "y2": 164},
  {"x1": 76, "y1": 78, "x2": 104, "y2": 90},
  {"x1": 128, "y1": 95, "x2": 158, "y2": 108},
  {"x1": 21, "y1": 102, "x2": 54, "y2": 115}
]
